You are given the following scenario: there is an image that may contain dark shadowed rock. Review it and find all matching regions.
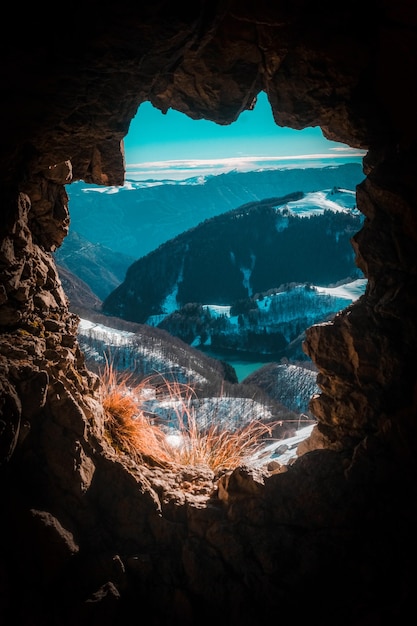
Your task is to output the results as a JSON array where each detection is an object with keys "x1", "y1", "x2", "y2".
[{"x1": 1, "y1": 2, "x2": 417, "y2": 625}]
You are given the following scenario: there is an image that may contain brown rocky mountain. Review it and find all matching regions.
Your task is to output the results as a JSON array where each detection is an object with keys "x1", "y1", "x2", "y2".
[{"x1": 1, "y1": 3, "x2": 416, "y2": 625}]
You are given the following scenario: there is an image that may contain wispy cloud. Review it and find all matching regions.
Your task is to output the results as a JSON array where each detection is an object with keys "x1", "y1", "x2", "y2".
[{"x1": 126, "y1": 150, "x2": 366, "y2": 181}]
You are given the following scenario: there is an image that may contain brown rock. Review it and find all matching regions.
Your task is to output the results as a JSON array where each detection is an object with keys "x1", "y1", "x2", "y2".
[{"x1": 1, "y1": 3, "x2": 416, "y2": 624}]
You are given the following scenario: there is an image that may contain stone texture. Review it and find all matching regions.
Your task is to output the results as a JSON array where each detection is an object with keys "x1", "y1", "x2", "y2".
[{"x1": 1, "y1": 1, "x2": 417, "y2": 624}]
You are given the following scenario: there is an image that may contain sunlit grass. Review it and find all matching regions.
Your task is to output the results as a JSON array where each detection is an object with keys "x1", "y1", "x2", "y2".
[
  {"x1": 158, "y1": 378, "x2": 274, "y2": 471},
  {"x1": 100, "y1": 362, "x2": 275, "y2": 472},
  {"x1": 100, "y1": 361, "x2": 173, "y2": 464}
]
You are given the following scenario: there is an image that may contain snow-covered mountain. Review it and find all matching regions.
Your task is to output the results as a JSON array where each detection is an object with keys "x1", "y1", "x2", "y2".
[
  {"x1": 70, "y1": 246, "x2": 364, "y2": 466},
  {"x1": 157, "y1": 277, "x2": 367, "y2": 360},
  {"x1": 102, "y1": 188, "x2": 365, "y2": 343},
  {"x1": 63, "y1": 163, "x2": 364, "y2": 261},
  {"x1": 243, "y1": 362, "x2": 320, "y2": 414},
  {"x1": 77, "y1": 316, "x2": 230, "y2": 388},
  {"x1": 55, "y1": 164, "x2": 364, "y2": 302},
  {"x1": 60, "y1": 164, "x2": 366, "y2": 459},
  {"x1": 76, "y1": 313, "x2": 318, "y2": 452}
]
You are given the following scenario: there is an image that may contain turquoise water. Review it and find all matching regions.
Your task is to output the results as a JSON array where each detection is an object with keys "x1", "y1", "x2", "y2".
[
  {"x1": 232, "y1": 361, "x2": 272, "y2": 382},
  {"x1": 200, "y1": 349, "x2": 276, "y2": 382}
]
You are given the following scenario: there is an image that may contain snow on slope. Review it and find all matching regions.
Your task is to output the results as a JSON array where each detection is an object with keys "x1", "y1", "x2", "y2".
[
  {"x1": 198, "y1": 278, "x2": 367, "y2": 349},
  {"x1": 255, "y1": 278, "x2": 367, "y2": 315},
  {"x1": 314, "y1": 278, "x2": 367, "y2": 300},
  {"x1": 77, "y1": 318, "x2": 208, "y2": 385},
  {"x1": 284, "y1": 188, "x2": 357, "y2": 216},
  {"x1": 77, "y1": 316, "x2": 322, "y2": 465},
  {"x1": 251, "y1": 424, "x2": 316, "y2": 466},
  {"x1": 152, "y1": 279, "x2": 367, "y2": 333},
  {"x1": 78, "y1": 318, "x2": 136, "y2": 344}
]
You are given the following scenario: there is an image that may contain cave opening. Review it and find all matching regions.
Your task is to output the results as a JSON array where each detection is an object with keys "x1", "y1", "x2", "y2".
[
  {"x1": 56, "y1": 90, "x2": 369, "y2": 472},
  {"x1": 2, "y1": 4, "x2": 417, "y2": 623}
]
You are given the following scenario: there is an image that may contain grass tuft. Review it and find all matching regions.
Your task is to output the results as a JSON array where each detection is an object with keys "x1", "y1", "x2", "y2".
[
  {"x1": 100, "y1": 361, "x2": 172, "y2": 464},
  {"x1": 100, "y1": 362, "x2": 275, "y2": 472}
]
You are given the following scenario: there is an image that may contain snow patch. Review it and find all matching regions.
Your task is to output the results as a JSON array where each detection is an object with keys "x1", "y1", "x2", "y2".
[
  {"x1": 314, "y1": 278, "x2": 367, "y2": 300},
  {"x1": 285, "y1": 189, "x2": 357, "y2": 217},
  {"x1": 251, "y1": 424, "x2": 315, "y2": 466}
]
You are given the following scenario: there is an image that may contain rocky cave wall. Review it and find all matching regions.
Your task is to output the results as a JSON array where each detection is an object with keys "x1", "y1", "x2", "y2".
[{"x1": 1, "y1": 2, "x2": 417, "y2": 625}]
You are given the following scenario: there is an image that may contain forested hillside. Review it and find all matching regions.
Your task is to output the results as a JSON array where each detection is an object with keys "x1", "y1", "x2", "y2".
[
  {"x1": 102, "y1": 195, "x2": 363, "y2": 324},
  {"x1": 55, "y1": 230, "x2": 134, "y2": 300},
  {"x1": 63, "y1": 163, "x2": 364, "y2": 260}
]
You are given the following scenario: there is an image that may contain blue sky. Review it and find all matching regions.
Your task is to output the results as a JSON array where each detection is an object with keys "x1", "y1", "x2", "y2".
[{"x1": 124, "y1": 91, "x2": 365, "y2": 180}]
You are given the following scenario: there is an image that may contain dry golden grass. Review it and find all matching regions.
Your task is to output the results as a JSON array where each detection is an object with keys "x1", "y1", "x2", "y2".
[
  {"x1": 100, "y1": 361, "x2": 173, "y2": 464},
  {"x1": 157, "y1": 378, "x2": 274, "y2": 472},
  {"x1": 100, "y1": 362, "x2": 275, "y2": 472}
]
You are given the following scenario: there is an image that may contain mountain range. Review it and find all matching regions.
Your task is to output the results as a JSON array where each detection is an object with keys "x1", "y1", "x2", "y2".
[
  {"x1": 55, "y1": 164, "x2": 366, "y2": 427},
  {"x1": 55, "y1": 231, "x2": 134, "y2": 301},
  {"x1": 55, "y1": 163, "x2": 364, "y2": 300},
  {"x1": 76, "y1": 310, "x2": 318, "y2": 441},
  {"x1": 101, "y1": 185, "x2": 365, "y2": 359},
  {"x1": 157, "y1": 277, "x2": 367, "y2": 361}
]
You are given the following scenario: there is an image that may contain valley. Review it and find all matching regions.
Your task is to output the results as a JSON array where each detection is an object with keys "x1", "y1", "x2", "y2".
[{"x1": 56, "y1": 163, "x2": 366, "y2": 446}]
